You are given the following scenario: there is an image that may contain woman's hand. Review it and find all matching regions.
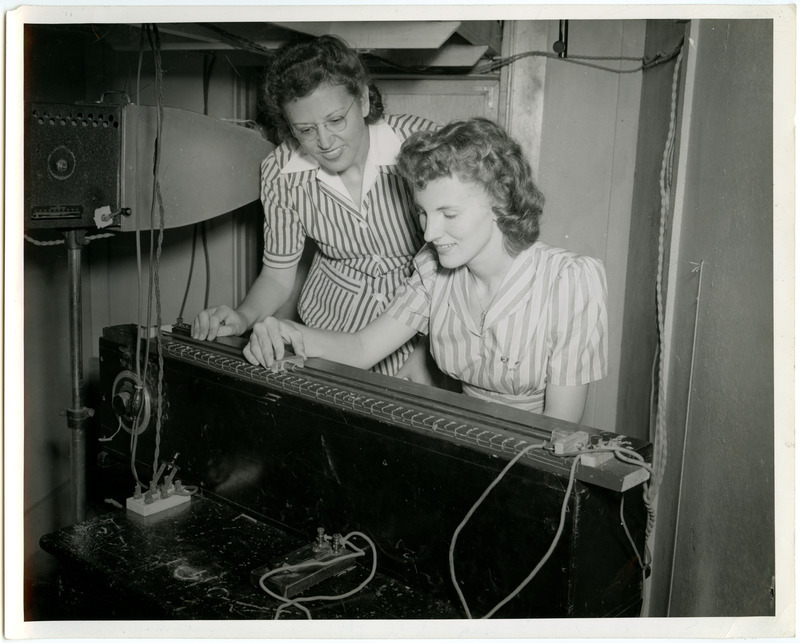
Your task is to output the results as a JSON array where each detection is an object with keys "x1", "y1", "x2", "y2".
[
  {"x1": 192, "y1": 306, "x2": 248, "y2": 341},
  {"x1": 245, "y1": 317, "x2": 308, "y2": 369}
]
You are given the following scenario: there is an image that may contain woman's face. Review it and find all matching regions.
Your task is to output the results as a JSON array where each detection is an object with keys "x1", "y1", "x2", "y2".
[
  {"x1": 283, "y1": 83, "x2": 370, "y2": 175},
  {"x1": 415, "y1": 175, "x2": 507, "y2": 271}
]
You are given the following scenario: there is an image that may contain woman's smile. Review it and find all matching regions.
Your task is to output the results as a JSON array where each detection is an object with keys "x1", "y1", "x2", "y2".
[{"x1": 415, "y1": 176, "x2": 508, "y2": 272}]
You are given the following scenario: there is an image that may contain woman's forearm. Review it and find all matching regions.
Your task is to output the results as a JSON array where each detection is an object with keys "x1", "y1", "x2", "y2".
[
  {"x1": 248, "y1": 313, "x2": 418, "y2": 371},
  {"x1": 236, "y1": 265, "x2": 297, "y2": 330}
]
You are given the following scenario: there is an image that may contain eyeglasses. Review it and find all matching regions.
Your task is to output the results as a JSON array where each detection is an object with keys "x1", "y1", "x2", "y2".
[{"x1": 290, "y1": 96, "x2": 359, "y2": 142}]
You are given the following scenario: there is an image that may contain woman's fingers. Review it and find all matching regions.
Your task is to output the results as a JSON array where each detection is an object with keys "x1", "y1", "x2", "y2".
[
  {"x1": 287, "y1": 325, "x2": 307, "y2": 361},
  {"x1": 245, "y1": 318, "x2": 307, "y2": 370},
  {"x1": 191, "y1": 309, "x2": 211, "y2": 340},
  {"x1": 192, "y1": 306, "x2": 245, "y2": 341},
  {"x1": 207, "y1": 306, "x2": 235, "y2": 340},
  {"x1": 243, "y1": 335, "x2": 265, "y2": 367}
]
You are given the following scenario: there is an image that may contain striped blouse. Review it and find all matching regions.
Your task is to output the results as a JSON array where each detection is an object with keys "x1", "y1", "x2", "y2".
[
  {"x1": 260, "y1": 114, "x2": 438, "y2": 375},
  {"x1": 384, "y1": 241, "x2": 609, "y2": 413}
]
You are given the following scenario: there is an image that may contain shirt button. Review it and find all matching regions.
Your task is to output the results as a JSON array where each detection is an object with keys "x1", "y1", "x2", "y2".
[
  {"x1": 374, "y1": 293, "x2": 388, "y2": 305},
  {"x1": 372, "y1": 254, "x2": 381, "y2": 262},
  {"x1": 359, "y1": 221, "x2": 369, "y2": 230}
]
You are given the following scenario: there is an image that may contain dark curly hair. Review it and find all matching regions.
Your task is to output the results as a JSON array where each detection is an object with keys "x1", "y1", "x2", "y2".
[
  {"x1": 396, "y1": 118, "x2": 544, "y2": 255},
  {"x1": 262, "y1": 35, "x2": 384, "y2": 143}
]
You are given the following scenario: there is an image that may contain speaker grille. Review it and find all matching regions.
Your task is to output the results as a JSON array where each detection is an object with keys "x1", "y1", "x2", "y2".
[{"x1": 25, "y1": 102, "x2": 123, "y2": 230}]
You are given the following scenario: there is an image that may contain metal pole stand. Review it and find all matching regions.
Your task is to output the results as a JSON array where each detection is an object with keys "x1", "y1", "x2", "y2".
[{"x1": 64, "y1": 229, "x2": 93, "y2": 523}]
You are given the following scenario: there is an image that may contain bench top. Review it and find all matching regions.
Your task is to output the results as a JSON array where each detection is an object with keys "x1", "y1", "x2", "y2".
[{"x1": 40, "y1": 494, "x2": 460, "y2": 620}]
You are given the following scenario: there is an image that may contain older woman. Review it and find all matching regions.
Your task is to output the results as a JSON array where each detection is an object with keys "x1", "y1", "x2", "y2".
[
  {"x1": 192, "y1": 35, "x2": 437, "y2": 379},
  {"x1": 246, "y1": 118, "x2": 608, "y2": 422}
]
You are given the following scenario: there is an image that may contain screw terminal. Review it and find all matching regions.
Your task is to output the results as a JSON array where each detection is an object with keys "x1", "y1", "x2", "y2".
[{"x1": 313, "y1": 527, "x2": 331, "y2": 553}]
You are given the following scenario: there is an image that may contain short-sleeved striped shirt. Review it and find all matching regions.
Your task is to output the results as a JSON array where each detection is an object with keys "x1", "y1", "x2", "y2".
[
  {"x1": 384, "y1": 241, "x2": 608, "y2": 413},
  {"x1": 260, "y1": 114, "x2": 438, "y2": 375}
]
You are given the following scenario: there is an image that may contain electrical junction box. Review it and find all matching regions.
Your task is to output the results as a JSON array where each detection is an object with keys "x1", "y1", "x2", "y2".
[{"x1": 126, "y1": 484, "x2": 191, "y2": 517}]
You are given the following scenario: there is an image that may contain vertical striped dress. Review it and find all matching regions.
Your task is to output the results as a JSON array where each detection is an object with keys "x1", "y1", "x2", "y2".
[
  {"x1": 260, "y1": 114, "x2": 438, "y2": 375},
  {"x1": 384, "y1": 242, "x2": 609, "y2": 413}
]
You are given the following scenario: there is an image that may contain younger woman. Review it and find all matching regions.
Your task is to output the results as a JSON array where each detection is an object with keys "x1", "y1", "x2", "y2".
[{"x1": 245, "y1": 118, "x2": 608, "y2": 423}]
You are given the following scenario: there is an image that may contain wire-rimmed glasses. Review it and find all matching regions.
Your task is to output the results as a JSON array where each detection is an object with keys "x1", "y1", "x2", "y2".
[{"x1": 290, "y1": 96, "x2": 359, "y2": 142}]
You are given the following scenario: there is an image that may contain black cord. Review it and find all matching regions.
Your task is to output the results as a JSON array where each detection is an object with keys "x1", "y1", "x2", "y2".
[
  {"x1": 177, "y1": 225, "x2": 198, "y2": 324},
  {"x1": 199, "y1": 23, "x2": 275, "y2": 57},
  {"x1": 475, "y1": 37, "x2": 684, "y2": 75},
  {"x1": 201, "y1": 221, "x2": 211, "y2": 310},
  {"x1": 203, "y1": 53, "x2": 216, "y2": 117}
]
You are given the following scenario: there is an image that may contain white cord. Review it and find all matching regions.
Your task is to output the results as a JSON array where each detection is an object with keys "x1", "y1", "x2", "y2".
[
  {"x1": 258, "y1": 531, "x2": 377, "y2": 620},
  {"x1": 98, "y1": 418, "x2": 123, "y2": 442},
  {"x1": 448, "y1": 442, "x2": 547, "y2": 619},
  {"x1": 451, "y1": 442, "x2": 654, "y2": 619},
  {"x1": 650, "y1": 44, "x2": 685, "y2": 507},
  {"x1": 24, "y1": 232, "x2": 115, "y2": 246}
]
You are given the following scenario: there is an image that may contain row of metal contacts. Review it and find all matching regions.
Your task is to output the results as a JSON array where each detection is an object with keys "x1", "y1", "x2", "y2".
[{"x1": 163, "y1": 339, "x2": 537, "y2": 462}]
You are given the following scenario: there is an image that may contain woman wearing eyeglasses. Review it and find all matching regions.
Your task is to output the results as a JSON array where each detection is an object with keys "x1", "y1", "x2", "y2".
[{"x1": 192, "y1": 35, "x2": 438, "y2": 380}]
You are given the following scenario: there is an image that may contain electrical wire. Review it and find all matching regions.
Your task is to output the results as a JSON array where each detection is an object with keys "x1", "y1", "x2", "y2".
[
  {"x1": 448, "y1": 441, "x2": 546, "y2": 619},
  {"x1": 130, "y1": 23, "x2": 148, "y2": 487},
  {"x1": 620, "y1": 495, "x2": 646, "y2": 570},
  {"x1": 145, "y1": 23, "x2": 167, "y2": 479},
  {"x1": 138, "y1": 24, "x2": 158, "y2": 484},
  {"x1": 24, "y1": 232, "x2": 115, "y2": 246},
  {"x1": 558, "y1": 447, "x2": 656, "y2": 585},
  {"x1": 482, "y1": 451, "x2": 580, "y2": 619},
  {"x1": 98, "y1": 418, "x2": 123, "y2": 443},
  {"x1": 258, "y1": 531, "x2": 377, "y2": 620},
  {"x1": 201, "y1": 222, "x2": 211, "y2": 309},
  {"x1": 648, "y1": 43, "x2": 685, "y2": 527},
  {"x1": 200, "y1": 55, "x2": 215, "y2": 311},
  {"x1": 175, "y1": 484, "x2": 199, "y2": 496},
  {"x1": 450, "y1": 441, "x2": 654, "y2": 619},
  {"x1": 98, "y1": 90, "x2": 131, "y2": 105},
  {"x1": 198, "y1": 23, "x2": 275, "y2": 57},
  {"x1": 176, "y1": 53, "x2": 215, "y2": 325},
  {"x1": 474, "y1": 38, "x2": 684, "y2": 76},
  {"x1": 177, "y1": 224, "x2": 198, "y2": 324}
]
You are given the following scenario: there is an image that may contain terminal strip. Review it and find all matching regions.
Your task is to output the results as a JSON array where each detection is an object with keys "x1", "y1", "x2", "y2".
[
  {"x1": 161, "y1": 337, "x2": 537, "y2": 462},
  {"x1": 159, "y1": 336, "x2": 650, "y2": 492}
]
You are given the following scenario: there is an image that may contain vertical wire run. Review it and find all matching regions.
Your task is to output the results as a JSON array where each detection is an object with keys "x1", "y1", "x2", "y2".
[
  {"x1": 177, "y1": 225, "x2": 198, "y2": 323},
  {"x1": 151, "y1": 24, "x2": 166, "y2": 478},
  {"x1": 650, "y1": 45, "x2": 685, "y2": 506},
  {"x1": 130, "y1": 24, "x2": 148, "y2": 486}
]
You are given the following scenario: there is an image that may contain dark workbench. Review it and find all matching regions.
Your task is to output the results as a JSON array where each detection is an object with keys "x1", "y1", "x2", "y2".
[{"x1": 39, "y1": 494, "x2": 460, "y2": 620}]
